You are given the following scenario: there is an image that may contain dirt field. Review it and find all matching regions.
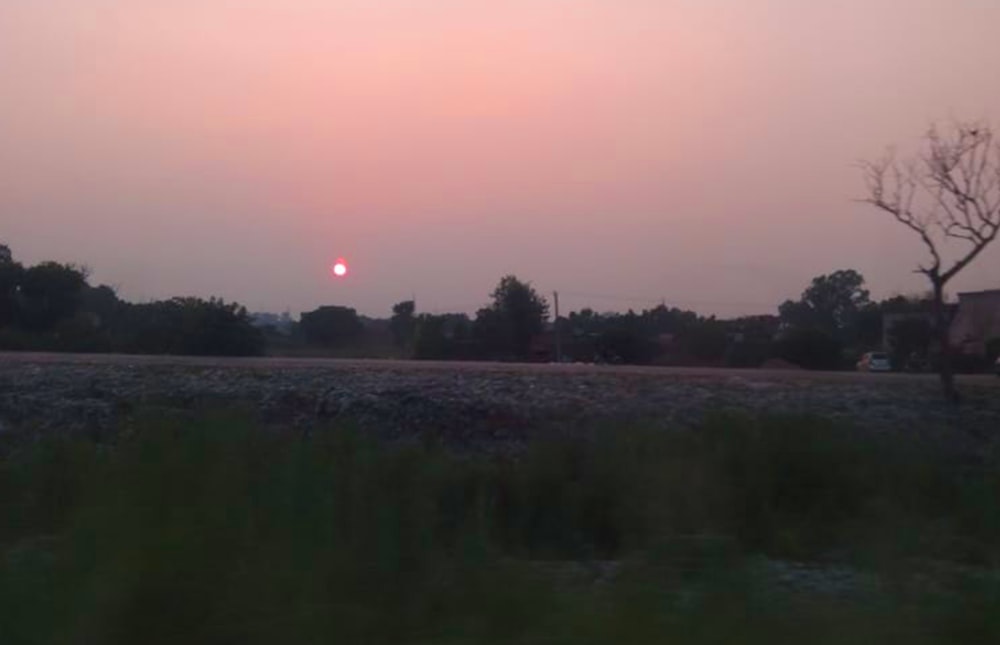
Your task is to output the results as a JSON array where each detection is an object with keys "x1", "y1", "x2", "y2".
[
  {"x1": 2, "y1": 352, "x2": 998, "y2": 452},
  {"x1": 2, "y1": 351, "x2": 997, "y2": 385}
]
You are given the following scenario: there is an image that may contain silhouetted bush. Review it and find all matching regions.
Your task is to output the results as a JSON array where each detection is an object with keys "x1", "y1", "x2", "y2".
[
  {"x1": 299, "y1": 305, "x2": 364, "y2": 347},
  {"x1": 110, "y1": 298, "x2": 264, "y2": 356}
]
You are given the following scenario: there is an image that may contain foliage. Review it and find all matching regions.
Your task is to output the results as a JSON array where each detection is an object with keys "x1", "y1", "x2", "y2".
[
  {"x1": 390, "y1": 300, "x2": 417, "y2": 349},
  {"x1": 594, "y1": 326, "x2": 658, "y2": 365},
  {"x1": 683, "y1": 318, "x2": 729, "y2": 362},
  {"x1": 640, "y1": 304, "x2": 702, "y2": 336},
  {"x1": 80, "y1": 284, "x2": 123, "y2": 326},
  {"x1": 775, "y1": 270, "x2": 879, "y2": 369},
  {"x1": 2, "y1": 412, "x2": 999, "y2": 643},
  {"x1": 0, "y1": 247, "x2": 23, "y2": 328},
  {"x1": 881, "y1": 293, "x2": 936, "y2": 314},
  {"x1": 412, "y1": 313, "x2": 472, "y2": 360},
  {"x1": 2, "y1": 236, "x2": 984, "y2": 372},
  {"x1": 115, "y1": 298, "x2": 264, "y2": 356},
  {"x1": 14, "y1": 262, "x2": 88, "y2": 332},
  {"x1": 299, "y1": 305, "x2": 363, "y2": 346},
  {"x1": 0, "y1": 242, "x2": 263, "y2": 356},
  {"x1": 475, "y1": 276, "x2": 549, "y2": 360},
  {"x1": 250, "y1": 311, "x2": 295, "y2": 337},
  {"x1": 559, "y1": 306, "x2": 733, "y2": 365},
  {"x1": 779, "y1": 269, "x2": 871, "y2": 342}
]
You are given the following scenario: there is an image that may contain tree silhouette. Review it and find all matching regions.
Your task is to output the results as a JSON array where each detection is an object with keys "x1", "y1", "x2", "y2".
[
  {"x1": 389, "y1": 300, "x2": 416, "y2": 349},
  {"x1": 0, "y1": 242, "x2": 22, "y2": 328},
  {"x1": 299, "y1": 305, "x2": 363, "y2": 347},
  {"x1": 16, "y1": 262, "x2": 87, "y2": 332},
  {"x1": 861, "y1": 122, "x2": 1000, "y2": 402},
  {"x1": 475, "y1": 276, "x2": 549, "y2": 360},
  {"x1": 779, "y1": 270, "x2": 871, "y2": 342}
]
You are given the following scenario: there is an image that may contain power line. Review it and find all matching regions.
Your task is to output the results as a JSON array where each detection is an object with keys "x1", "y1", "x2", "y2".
[
  {"x1": 559, "y1": 290, "x2": 777, "y2": 310},
  {"x1": 413, "y1": 291, "x2": 778, "y2": 316}
]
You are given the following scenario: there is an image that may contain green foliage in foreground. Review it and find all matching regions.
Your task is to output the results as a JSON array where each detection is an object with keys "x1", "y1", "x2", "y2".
[{"x1": 1, "y1": 414, "x2": 999, "y2": 643}]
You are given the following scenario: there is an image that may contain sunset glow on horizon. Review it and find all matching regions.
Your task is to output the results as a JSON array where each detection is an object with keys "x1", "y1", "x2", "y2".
[{"x1": 2, "y1": 0, "x2": 999, "y2": 317}]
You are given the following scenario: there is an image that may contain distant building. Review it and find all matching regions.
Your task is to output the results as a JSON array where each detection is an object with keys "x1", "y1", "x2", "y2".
[
  {"x1": 879, "y1": 297, "x2": 960, "y2": 352},
  {"x1": 949, "y1": 289, "x2": 1000, "y2": 356}
]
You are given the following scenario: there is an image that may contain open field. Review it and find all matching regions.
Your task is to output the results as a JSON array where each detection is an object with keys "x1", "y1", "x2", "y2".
[
  {"x1": 2, "y1": 352, "x2": 999, "y2": 451},
  {"x1": 2, "y1": 412, "x2": 1000, "y2": 644},
  {"x1": 2, "y1": 353, "x2": 1000, "y2": 642},
  {"x1": 2, "y1": 351, "x2": 999, "y2": 384}
]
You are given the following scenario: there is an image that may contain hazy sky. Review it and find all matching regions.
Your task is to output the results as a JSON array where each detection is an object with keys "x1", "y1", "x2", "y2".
[{"x1": 2, "y1": 0, "x2": 999, "y2": 318}]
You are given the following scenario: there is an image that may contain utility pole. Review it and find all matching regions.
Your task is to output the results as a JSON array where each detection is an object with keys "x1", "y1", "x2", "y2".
[{"x1": 553, "y1": 290, "x2": 562, "y2": 363}]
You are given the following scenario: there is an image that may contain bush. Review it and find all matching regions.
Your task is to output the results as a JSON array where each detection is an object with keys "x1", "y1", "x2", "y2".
[
  {"x1": 299, "y1": 305, "x2": 363, "y2": 347},
  {"x1": 108, "y1": 298, "x2": 264, "y2": 356}
]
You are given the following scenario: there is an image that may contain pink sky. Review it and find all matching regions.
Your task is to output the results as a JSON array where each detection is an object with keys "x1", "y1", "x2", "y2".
[{"x1": 2, "y1": 0, "x2": 999, "y2": 318}]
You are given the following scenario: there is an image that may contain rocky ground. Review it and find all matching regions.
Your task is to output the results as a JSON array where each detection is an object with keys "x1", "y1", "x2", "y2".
[{"x1": 2, "y1": 360, "x2": 998, "y2": 452}]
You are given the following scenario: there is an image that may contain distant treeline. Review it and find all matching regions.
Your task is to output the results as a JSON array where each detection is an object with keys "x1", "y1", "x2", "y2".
[
  {"x1": 3, "y1": 242, "x2": 990, "y2": 369},
  {"x1": 0, "y1": 244, "x2": 263, "y2": 356},
  {"x1": 265, "y1": 268, "x2": 981, "y2": 371}
]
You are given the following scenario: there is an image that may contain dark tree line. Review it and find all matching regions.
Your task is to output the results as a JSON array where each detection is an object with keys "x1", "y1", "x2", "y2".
[
  {"x1": 0, "y1": 243, "x2": 263, "y2": 356},
  {"x1": 5, "y1": 241, "x2": 993, "y2": 373},
  {"x1": 390, "y1": 276, "x2": 548, "y2": 362},
  {"x1": 384, "y1": 269, "x2": 989, "y2": 373},
  {"x1": 388, "y1": 275, "x2": 764, "y2": 366}
]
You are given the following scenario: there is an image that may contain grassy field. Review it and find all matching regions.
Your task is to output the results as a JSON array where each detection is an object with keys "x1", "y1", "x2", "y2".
[{"x1": 1, "y1": 412, "x2": 999, "y2": 643}]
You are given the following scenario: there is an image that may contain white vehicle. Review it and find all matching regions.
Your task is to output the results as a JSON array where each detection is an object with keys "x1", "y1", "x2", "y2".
[{"x1": 857, "y1": 352, "x2": 892, "y2": 372}]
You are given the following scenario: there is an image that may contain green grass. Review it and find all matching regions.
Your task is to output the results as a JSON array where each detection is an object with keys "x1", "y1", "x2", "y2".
[{"x1": 1, "y1": 412, "x2": 998, "y2": 643}]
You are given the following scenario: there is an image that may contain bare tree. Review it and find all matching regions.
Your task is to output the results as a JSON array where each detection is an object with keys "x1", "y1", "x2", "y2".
[{"x1": 860, "y1": 122, "x2": 1000, "y2": 402}]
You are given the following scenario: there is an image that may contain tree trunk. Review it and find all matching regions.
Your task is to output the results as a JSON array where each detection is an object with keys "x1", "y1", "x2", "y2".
[{"x1": 932, "y1": 279, "x2": 960, "y2": 404}]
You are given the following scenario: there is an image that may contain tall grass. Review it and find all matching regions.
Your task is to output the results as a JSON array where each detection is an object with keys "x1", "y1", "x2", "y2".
[{"x1": 1, "y1": 412, "x2": 998, "y2": 643}]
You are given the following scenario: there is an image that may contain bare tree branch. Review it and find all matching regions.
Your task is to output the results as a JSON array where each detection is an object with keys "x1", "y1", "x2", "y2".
[
  {"x1": 857, "y1": 152, "x2": 942, "y2": 275},
  {"x1": 863, "y1": 122, "x2": 1000, "y2": 286},
  {"x1": 859, "y1": 121, "x2": 1000, "y2": 403}
]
